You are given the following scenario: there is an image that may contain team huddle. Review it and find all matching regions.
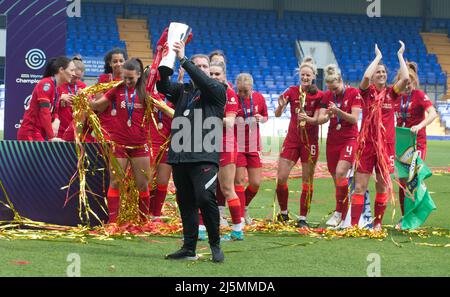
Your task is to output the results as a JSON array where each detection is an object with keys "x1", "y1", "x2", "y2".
[{"x1": 15, "y1": 40, "x2": 437, "y2": 242}]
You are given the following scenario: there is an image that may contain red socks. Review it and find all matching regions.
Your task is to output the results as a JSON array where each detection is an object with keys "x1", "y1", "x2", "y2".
[
  {"x1": 245, "y1": 185, "x2": 259, "y2": 207},
  {"x1": 300, "y1": 183, "x2": 313, "y2": 217},
  {"x1": 374, "y1": 193, "x2": 388, "y2": 226},
  {"x1": 199, "y1": 210, "x2": 204, "y2": 226},
  {"x1": 351, "y1": 193, "x2": 365, "y2": 226},
  {"x1": 235, "y1": 185, "x2": 246, "y2": 217},
  {"x1": 107, "y1": 187, "x2": 120, "y2": 223},
  {"x1": 227, "y1": 197, "x2": 242, "y2": 225},
  {"x1": 151, "y1": 184, "x2": 168, "y2": 217},
  {"x1": 276, "y1": 183, "x2": 289, "y2": 212},
  {"x1": 139, "y1": 190, "x2": 150, "y2": 221},
  {"x1": 336, "y1": 177, "x2": 349, "y2": 220}
]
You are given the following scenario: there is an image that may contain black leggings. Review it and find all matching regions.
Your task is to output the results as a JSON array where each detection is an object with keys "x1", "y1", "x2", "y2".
[{"x1": 172, "y1": 162, "x2": 220, "y2": 251}]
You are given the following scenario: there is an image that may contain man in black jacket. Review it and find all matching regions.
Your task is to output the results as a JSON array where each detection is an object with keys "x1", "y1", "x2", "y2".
[{"x1": 157, "y1": 41, "x2": 226, "y2": 263}]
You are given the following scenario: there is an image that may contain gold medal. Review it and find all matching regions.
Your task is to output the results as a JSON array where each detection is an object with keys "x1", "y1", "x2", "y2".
[
  {"x1": 127, "y1": 119, "x2": 132, "y2": 127},
  {"x1": 183, "y1": 110, "x2": 190, "y2": 116},
  {"x1": 157, "y1": 122, "x2": 163, "y2": 130},
  {"x1": 111, "y1": 109, "x2": 117, "y2": 116},
  {"x1": 336, "y1": 123, "x2": 341, "y2": 131}
]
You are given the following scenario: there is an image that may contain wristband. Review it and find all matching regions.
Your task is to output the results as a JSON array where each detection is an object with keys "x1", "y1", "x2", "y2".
[{"x1": 179, "y1": 56, "x2": 189, "y2": 66}]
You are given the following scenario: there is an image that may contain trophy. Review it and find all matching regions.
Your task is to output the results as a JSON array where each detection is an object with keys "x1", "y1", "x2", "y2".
[{"x1": 158, "y1": 22, "x2": 192, "y2": 77}]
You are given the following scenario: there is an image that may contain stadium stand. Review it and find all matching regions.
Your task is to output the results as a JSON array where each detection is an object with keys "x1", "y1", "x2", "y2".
[{"x1": 66, "y1": 2, "x2": 449, "y2": 125}]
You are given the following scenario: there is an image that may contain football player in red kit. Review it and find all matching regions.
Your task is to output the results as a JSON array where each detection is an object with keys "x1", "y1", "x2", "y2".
[
  {"x1": 209, "y1": 61, "x2": 243, "y2": 240},
  {"x1": 274, "y1": 57, "x2": 323, "y2": 227},
  {"x1": 89, "y1": 58, "x2": 151, "y2": 224},
  {"x1": 145, "y1": 67, "x2": 174, "y2": 221},
  {"x1": 17, "y1": 56, "x2": 76, "y2": 141},
  {"x1": 318, "y1": 64, "x2": 362, "y2": 228},
  {"x1": 56, "y1": 58, "x2": 87, "y2": 139},
  {"x1": 96, "y1": 48, "x2": 127, "y2": 139},
  {"x1": 209, "y1": 50, "x2": 233, "y2": 89},
  {"x1": 393, "y1": 62, "x2": 437, "y2": 223},
  {"x1": 234, "y1": 73, "x2": 268, "y2": 225},
  {"x1": 350, "y1": 42, "x2": 409, "y2": 231}
]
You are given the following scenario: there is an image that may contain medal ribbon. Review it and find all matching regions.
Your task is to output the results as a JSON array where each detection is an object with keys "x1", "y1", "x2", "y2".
[
  {"x1": 125, "y1": 86, "x2": 137, "y2": 125},
  {"x1": 239, "y1": 94, "x2": 254, "y2": 119},
  {"x1": 401, "y1": 92, "x2": 412, "y2": 126},
  {"x1": 52, "y1": 78, "x2": 59, "y2": 115}
]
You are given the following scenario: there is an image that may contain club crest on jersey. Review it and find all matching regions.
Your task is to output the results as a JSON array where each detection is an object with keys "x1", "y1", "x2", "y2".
[
  {"x1": 43, "y1": 83, "x2": 51, "y2": 92},
  {"x1": 121, "y1": 101, "x2": 126, "y2": 109}
]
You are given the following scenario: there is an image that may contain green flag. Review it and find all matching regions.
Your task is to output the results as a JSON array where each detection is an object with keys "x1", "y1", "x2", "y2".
[{"x1": 395, "y1": 127, "x2": 436, "y2": 230}]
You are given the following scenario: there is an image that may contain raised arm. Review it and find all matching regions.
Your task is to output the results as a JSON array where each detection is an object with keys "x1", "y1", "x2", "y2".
[
  {"x1": 393, "y1": 41, "x2": 409, "y2": 94},
  {"x1": 275, "y1": 95, "x2": 288, "y2": 117},
  {"x1": 156, "y1": 73, "x2": 183, "y2": 105},
  {"x1": 360, "y1": 44, "x2": 383, "y2": 90},
  {"x1": 173, "y1": 41, "x2": 226, "y2": 107}
]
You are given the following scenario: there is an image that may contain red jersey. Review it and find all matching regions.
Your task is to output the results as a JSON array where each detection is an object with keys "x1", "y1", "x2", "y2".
[
  {"x1": 360, "y1": 84, "x2": 400, "y2": 144},
  {"x1": 235, "y1": 91, "x2": 268, "y2": 152},
  {"x1": 223, "y1": 87, "x2": 239, "y2": 152},
  {"x1": 57, "y1": 81, "x2": 86, "y2": 138},
  {"x1": 104, "y1": 85, "x2": 149, "y2": 146},
  {"x1": 149, "y1": 97, "x2": 173, "y2": 145},
  {"x1": 18, "y1": 77, "x2": 58, "y2": 140},
  {"x1": 97, "y1": 73, "x2": 122, "y2": 134},
  {"x1": 321, "y1": 86, "x2": 362, "y2": 143},
  {"x1": 394, "y1": 89, "x2": 433, "y2": 144},
  {"x1": 282, "y1": 86, "x2": 323, "y2": 144}
]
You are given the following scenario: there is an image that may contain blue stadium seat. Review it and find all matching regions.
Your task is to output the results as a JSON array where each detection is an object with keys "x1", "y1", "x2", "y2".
[{"x1": 67, "y1": 3, "x2": 447, "y2": 103}]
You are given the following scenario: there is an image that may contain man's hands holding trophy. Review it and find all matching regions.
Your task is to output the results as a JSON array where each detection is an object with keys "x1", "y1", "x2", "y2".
[
  {"x1": 158, "y1": 22, "x2": 192, "y2": 77},
  {"x1": 172, "y1": 41, "x2": 186, "y2": 61}
]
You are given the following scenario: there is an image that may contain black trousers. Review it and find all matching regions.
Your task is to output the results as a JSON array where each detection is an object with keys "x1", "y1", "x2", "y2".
[{"x1": 172, "y1": 162, "x2": 220, "y2": 251}]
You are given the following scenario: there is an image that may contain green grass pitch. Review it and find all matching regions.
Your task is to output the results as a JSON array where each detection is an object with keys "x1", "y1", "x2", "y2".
[{"x1": 0, "y1": 140, "x2": 449, "y2": 276}]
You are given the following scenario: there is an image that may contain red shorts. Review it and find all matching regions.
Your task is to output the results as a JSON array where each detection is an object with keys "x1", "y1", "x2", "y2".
[
  {"x1": 151, "y1": 143, "x2": 169, "y2": 164},
  {"x1": 416, "y1": 141, "x2": 427, "y2": 161},
  {"x1": 326, "y1": 139, "x2": 358, "y2": 174},
  {"x1": 280, "y1": 140, "x2": 319, "y2": 164},
  {"x1": 17, "y1": 130, "x2": 45, "y2": 141},
  {"x1": 220, "y1": 151, "x2": 237, "y2": 167},
  {"x1": 236, "y1": 152, "x2": 262, "y2": 168},
  {"x1": 357, "y1": 142, "x2": 395, "y2": 174},
  {"x1": 112, "y1": 143, "x2": 150, "y2": 159}
]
